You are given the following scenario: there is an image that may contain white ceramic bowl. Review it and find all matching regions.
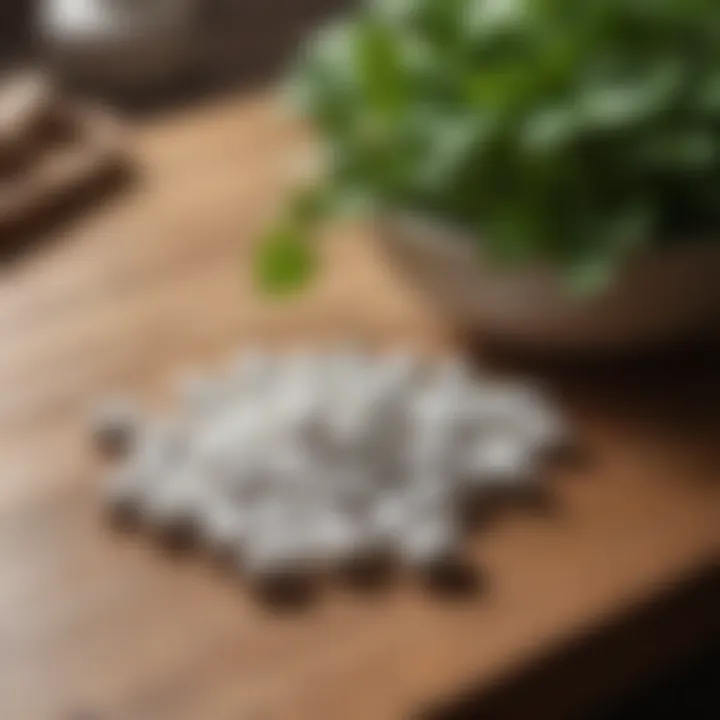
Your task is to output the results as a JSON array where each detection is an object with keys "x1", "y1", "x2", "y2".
[{"x1": 380, "y1": 215, "x2": 720, "y2": 353}]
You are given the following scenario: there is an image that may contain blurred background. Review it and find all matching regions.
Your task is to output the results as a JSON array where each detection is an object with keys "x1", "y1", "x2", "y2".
[
  {"x1": 0, "y1": 3, "x2": 718, "y2": 720},
  {"x1": 1, "y1": 0, "x2": 352, "y2": 108}
]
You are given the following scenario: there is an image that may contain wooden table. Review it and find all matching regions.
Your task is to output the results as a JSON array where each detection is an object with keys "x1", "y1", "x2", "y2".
[{"x1": 0, "y1": 95, "x2": 718, "y2": 720}]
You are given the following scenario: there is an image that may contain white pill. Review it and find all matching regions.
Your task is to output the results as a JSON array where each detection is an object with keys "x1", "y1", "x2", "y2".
[
  {"x1": 245, "y1": 496, "x2": 295, "y2": 533},
  {"x1": 484, "y1": 382, "x2": 560, "y2": 439},
  {"x1": 231, "y1": 347, "x2": 276, "y2": 394},
  {"x1": 175, "y1": 370, "x2": 227, "y2": 416},
  {"x1": 514, "y1": 392, "x2": 568, "y2": 449},
  {"x1": 96, "y1": 347, "x2": 568, "y2": 585},
  {"x1": 104, "y1": 426, "x2": 182, "y2": 510},
  {"x1": 262, "y1": 441, "x2": 316, "y2": 497},
  {"x1": 326, "y1": 346, "x2": 370, "y2": 396},
  {"x1": 244, "y1": 521, "x2": 310, "y2": 578},
  {"x1": 363, "y1": 368, "x2": 415, "y2": 450},
  {"x1": 408, "y1": 434, "x2": 457, "y2": 480},
  {"x1": 307, "y1": 510, "x2": 371, "y2": 567},
  {"x1": 133, "y1": 421, "x2": 187, "y2": 476},
  {"x1": 331, "y1": 466, "x2": 377, "y2": 518},
  {"x1": 434, "y1": 356, "x2": 473, "y2": 394},
  {"x1": 272, "y1": 377, "x2": 323, "y2": 436},
  {"x1": 199, "y1": 498, "x2": 247, "y2": 551},
  {"x1": 373, "y1": 351, "x2": 426, "y2": 396},
  {"x1": 244, "y1": 538, "x2": 295, "y2": 578},
  {"x1": 408, "y1": 391, "x2": 459, "y2": 477},
  {"x1": 327, "y1": 399, "x2": 374, "y2": 452},
  {"x1": 141, "y1": 468, "x2": 205, "y2": 527},
  {"x1": 412, "y1": 382, "x2": 465, "y2": 431},
  {"x1": 195, "y1": 407, "x2": 252, "y2": 454},
  {"x1": 405, "y1": 476, "x2": 456, "y2": 517},
  {"x1": 371, "y1": 492, "x2": 409, "y2": 543},
  {"x1": 466, "y1": 384, "x2": 523, "y2": 423},
  {"x1": 466, "y1": 434, "x2": 535, "y2": 486},
  {"x1": 398, "y1": 514, "x2": 459, "y2": 568},
  {"x1": 104, "y1": 464, "x2": 147, "y2": 511},
  {"x1": 208, "y1": 432, "x2": 266, "y2": 492}
]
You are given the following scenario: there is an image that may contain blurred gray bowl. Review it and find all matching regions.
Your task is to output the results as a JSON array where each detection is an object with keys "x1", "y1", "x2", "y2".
[
  {"x1": 39, "y1": 0, "x2": 197, "y2": 94},
  {"x1": 380, "y1": 215, "x2": 720, "y2": 353}
]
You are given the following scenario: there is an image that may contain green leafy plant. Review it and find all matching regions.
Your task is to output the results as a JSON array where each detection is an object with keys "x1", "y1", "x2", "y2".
[{"x1": 258, "y1": 0, "x2": 720, "y2": 294}]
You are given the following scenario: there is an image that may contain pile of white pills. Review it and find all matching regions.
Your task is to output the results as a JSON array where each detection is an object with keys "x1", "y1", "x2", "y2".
[{"x1": 94, "y1": 347, "x2": 567, "y2": 584}]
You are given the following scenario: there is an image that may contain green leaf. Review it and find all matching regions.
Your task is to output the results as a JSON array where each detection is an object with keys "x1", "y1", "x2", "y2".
[
  {"x1": 521, "y1": 105, "x2": 580, "y2": 154},
  {"x1": 291, "y1": 185, "x2": 333, "y2": 227},
  {"x1": 565, "y1": 255, "x2": 617, "y2": 296},
  {"x1": 369, "y1": 0, "x2": 421, "y2": 25},
  {"x1": 468, "y1": 0, "x2": 528, "y2": 38},
  {"x1": 639, "y1": 131, "x2": 717, "y2": 170},
  {"x1": 413, "y1": 113, "x2": 496, "y2": 191},
  {"x1": 355, "y1": 16, "x2": 406, "y2": 117},
  {"x1": 579, "y1": 63, "x2": 684, "y2": 130},
  {"x1": 261, "y1": 0, "x2": 720, "y2": 297},
  {"x1": 565, "y1": 200, "x2": 652, "y2": 295},
  {"x1": 698, "y1": 73, "x2": 720, "y2": 114},
  {"x1": 255, "y1": 223, "x2": 317, "y2": 295}
]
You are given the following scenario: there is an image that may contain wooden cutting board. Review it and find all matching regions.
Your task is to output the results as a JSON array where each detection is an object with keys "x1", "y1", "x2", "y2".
[{"x1": 0, "y1": 94, "x2": 717, "y2": 720}]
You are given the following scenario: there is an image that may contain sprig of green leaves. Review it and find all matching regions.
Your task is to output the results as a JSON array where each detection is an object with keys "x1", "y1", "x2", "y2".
[
  {"x1": 255, "y1": 186, "x2": 331, "y2": 294},
  {"x1": 260, "y1": 0, "x2": 720, "y2": 293}
]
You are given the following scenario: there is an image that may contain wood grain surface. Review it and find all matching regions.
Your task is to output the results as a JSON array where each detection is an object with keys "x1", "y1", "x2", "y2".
[{"x1": 0, "y1": 94, "x2": 718, "y2": 720}]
